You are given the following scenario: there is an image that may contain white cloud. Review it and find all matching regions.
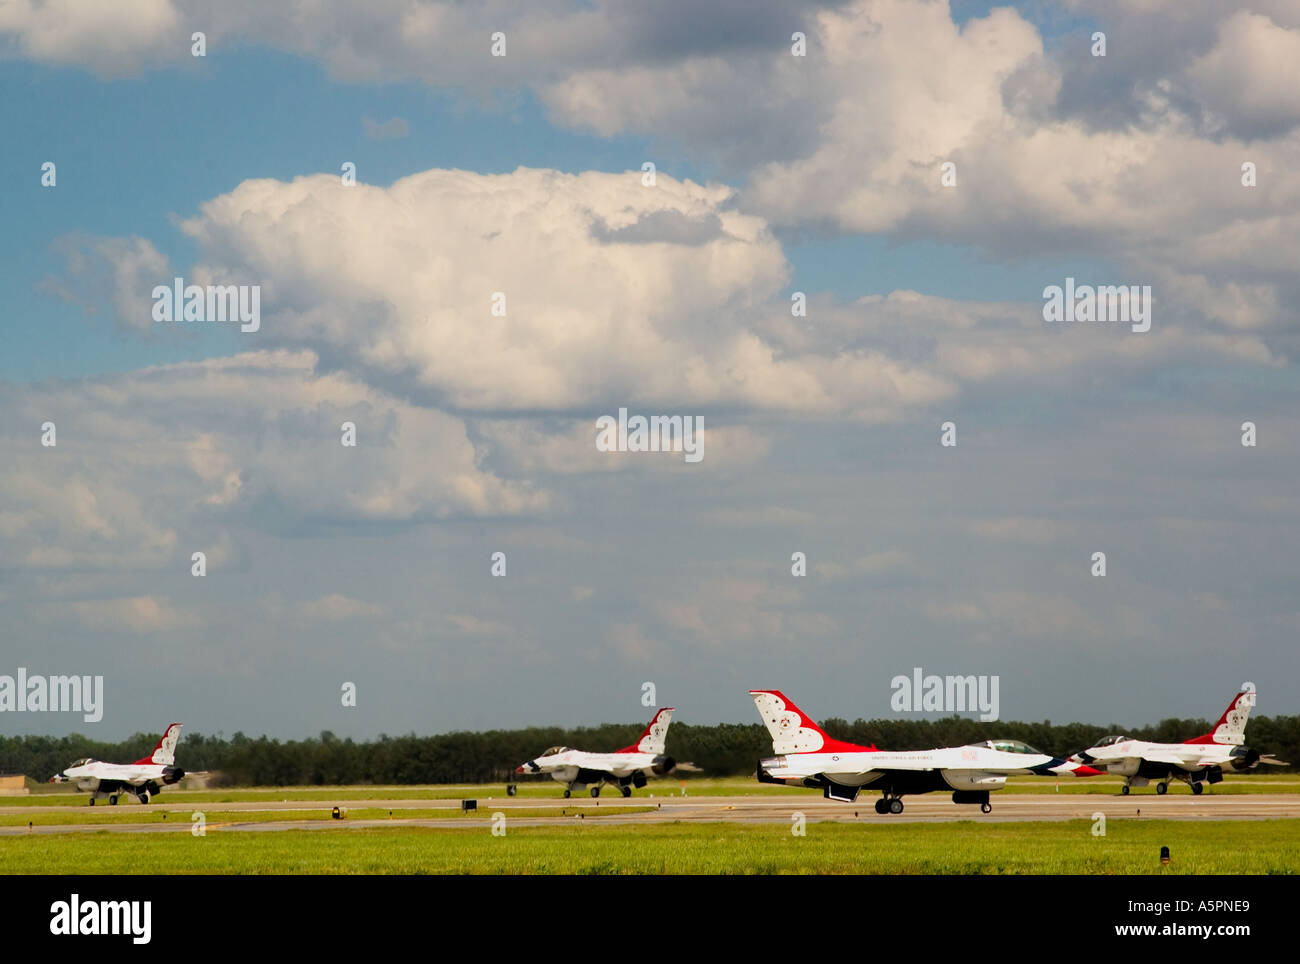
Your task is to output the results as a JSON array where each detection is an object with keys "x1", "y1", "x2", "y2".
[{"x1": 0, "y1": 349, "x2": 545, "y2": 571}]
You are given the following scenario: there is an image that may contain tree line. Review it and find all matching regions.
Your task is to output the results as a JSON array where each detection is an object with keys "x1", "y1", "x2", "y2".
[{"x1": 3, "y1": 713, "x2": 1297, "y2": 786}]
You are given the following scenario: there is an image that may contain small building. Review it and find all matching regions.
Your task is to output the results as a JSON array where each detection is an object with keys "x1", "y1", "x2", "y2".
[{"x1": 0, "y1": 774, "x2": 30, "y2": 796}]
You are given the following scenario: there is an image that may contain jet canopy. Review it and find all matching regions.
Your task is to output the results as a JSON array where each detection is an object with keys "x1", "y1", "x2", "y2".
[
  {"x1": 68, "y1": 757, "x2": 94, "y2": 767},
  {"x1": 538, "y1": 746, "x2": 570, "y2": 757},
  {"x1": 1094, "y1": 734, "x2": 1128, "y2": 746},
  {"x1": 967, "y1": 739, "x2": 1045, "y2": 755}
]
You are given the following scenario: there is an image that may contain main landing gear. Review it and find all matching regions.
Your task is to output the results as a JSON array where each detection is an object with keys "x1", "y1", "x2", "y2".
[
  {"x1": 1191, "y1": 782, "x2": 1204, "y2": 795},
  {"x1": 109, "y1": 795, "x2": 119, "y2": 806},
  {"x1": 563, "y1": 789, "x2": 571, "y2": 798},
  {"x1": 590, "y1": 786, "x2": 600, "y2": 798},
  {"x1": 1121, "y1": 785, "x2": 1130, "y2": 795},
  {"x1": 620, "y1": 786, "x2": 632, "y2": 798},
  {"x1": 874, "y1": 796, "x2": 905, "y2": 814},
  {"x1": 1155, "y1": 782, "x2": 1168, "y2": 795}
]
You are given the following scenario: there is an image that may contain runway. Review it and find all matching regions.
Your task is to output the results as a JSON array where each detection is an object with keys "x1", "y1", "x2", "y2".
[{"x1": 5, "y1": 792, "x2": 1300, "y2": 835}]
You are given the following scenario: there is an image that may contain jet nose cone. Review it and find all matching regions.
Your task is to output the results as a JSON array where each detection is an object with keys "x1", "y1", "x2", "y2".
[
  {"x1": 1073, "y1": 764, "x2": 1104, "y2": 777},
  {"x1": 515, "y1": 764, "x2": 527, "y2": 774}
]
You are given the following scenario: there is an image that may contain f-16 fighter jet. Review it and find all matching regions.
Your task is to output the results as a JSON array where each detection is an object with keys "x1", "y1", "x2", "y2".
[
  {"x1": 751, "y1": 690, "x2": 1101, "y2": 814},
  {"x1": 517, "y1": 708, "x2": 676, "y2": 798},
  {"x1": 1071, "y1": 684, "x2": 1285, "y2": 795},
  {"x1": 50, "y1": 722, "x2": 186, "y2": 805}
]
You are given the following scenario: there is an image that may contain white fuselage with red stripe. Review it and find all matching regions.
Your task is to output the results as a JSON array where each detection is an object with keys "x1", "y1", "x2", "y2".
[
  {"x1": 516, "y1": 707, "x2": 676, "y2": 795},
  {"x1": 50, "y1": 723, "x2": 185, "y2": 804},
  {"x1": 762, "y1": 743, "x2": 1093, "y2": 791}
]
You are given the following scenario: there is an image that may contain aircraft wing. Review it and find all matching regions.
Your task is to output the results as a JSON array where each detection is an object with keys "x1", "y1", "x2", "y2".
[{"x1": 1260, "y1": 756, "x2": 1288, "y2": 766}]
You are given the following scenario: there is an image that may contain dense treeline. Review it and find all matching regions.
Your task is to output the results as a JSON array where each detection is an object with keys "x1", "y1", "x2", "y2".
[{"x1": 3, "y1": 714, "x2": 1298, "y2": 786}]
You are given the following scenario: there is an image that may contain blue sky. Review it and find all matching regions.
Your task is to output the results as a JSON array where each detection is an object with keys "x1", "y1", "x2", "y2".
[{"x1": 2, "y1": 1, "x2": 1298, "y2": 740}]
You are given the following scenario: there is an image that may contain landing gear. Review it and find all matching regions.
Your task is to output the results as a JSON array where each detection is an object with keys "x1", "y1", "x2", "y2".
[
  {"x1": 590, "y1": 786, "x2": 601, "y2": 798},
  {"x1": 1156, "y1": 782, "x2": 1168, "y2": 795},
  {"x1": 138, "y1": 790, "x2": 151, "y2": 804},
  {"x1": 981, "y1": 802, "x2": 992, "y2": 814},
  {"x1": 1121, "y1": 785, "x2": 1130, "y2": 795},
  {"x1": 563, "y1": 789, "x2": 571, "y2": 798},
  {"x1": 874, "y1": 798, "x2": 888, "y2": 814},
  {"x1": 1191, "y1": 782, "x2": 1204, "y2": 795},
  {"x1": 888, "y1": 798, "x2": 904, "y2": 815},
  {"x1": 89, "y1": 798, "x2": 96, "y2": 806},
  {"x1": 620, "y1": 786, "x2": 632, "y2": 798},
  {"x1": 108, "y1": 795, "x2": 119, "y2": 806}
]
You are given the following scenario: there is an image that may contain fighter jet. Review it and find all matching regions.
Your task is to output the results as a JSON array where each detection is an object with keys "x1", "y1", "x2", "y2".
[
  {"x1": 750, "y1": 690, "x2": 1101, "y2": 814},
  {"x1": 50, "y1": 722, "x2": 186, "y2": 805},
  {"x1": 516, "y1": 707, "x2": 676, "y2": 798},
  {"x1": 1070, "y1": 684, "x2": 1285, "y2": 795}
]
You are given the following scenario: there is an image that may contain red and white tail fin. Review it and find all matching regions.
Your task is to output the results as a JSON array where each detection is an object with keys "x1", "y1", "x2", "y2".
[
  {"x1": 750, "y1": 690, "x2": 875, "y2": 754},
  {"x1": 133, "y1": 723, "x2": 183, "y2": 765},
  {"x1": 1184, "y1": 686, "x2": 1255, "y2": 746},
  {"x1": 617, "y1": 708, "x2": 674, "y2": 754}
]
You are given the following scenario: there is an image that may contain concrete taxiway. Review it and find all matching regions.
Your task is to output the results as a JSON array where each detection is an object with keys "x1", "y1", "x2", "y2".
[{"x1": 4, "y1": 792, "x2": 1299, "y2": 835}]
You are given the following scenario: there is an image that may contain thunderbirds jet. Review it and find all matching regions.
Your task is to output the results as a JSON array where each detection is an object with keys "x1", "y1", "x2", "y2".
[
  {"x1": 517, "y1": 708, "x2": 676, "y2": 798},
  {"x1": 750, "y1": 690, "x2": 1101, "y2": 814},
  {"x1": 1070, "y1": 684, "x2": 1285, "y2": 795},
  {"x1": 50, "y1": 722, "x2": 186, "y2": 805}
]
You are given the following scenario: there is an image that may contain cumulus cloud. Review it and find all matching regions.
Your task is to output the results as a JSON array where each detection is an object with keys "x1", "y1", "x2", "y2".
[
  {"x1": 0, "y1": 349, "x2": 545, "y2": 572},
  {"x1": 11, "y1": 0, "x2": 1300, "y2": 339}
]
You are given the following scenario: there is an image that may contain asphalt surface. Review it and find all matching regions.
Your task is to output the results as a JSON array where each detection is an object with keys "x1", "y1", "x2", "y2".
[{"x1": 4, "y1": 792, "x2": 1300, "y2": 835}]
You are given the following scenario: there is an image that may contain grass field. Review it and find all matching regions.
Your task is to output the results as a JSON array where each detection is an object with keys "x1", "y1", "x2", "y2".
[
  {"x1": 0, "y1": 806, "x2": 654, "y2": 827},
  {"x1": 2, "y1": 819, "x2": 1297, "y2": 874}
]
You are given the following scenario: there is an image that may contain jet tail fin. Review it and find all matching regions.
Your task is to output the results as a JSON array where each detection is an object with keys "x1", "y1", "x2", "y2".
[
  {"x1": 617, "y1": 708, "x2": 673, "y2": 754},
  {"x1": 1184, "y1": 686, "x2": 1254, "y2": 745},
  {"x1": 133, "y1": 723, "x2": 183, "y2": 765},
  {"x1": 750, "y1": 690, "x2": 875, "y2": 754}
]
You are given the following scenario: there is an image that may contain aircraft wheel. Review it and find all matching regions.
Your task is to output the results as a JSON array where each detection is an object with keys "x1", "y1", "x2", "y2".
[
  {"x1": 874, "y1": 798, "x2": 888, "y2": 814},
  {"x1": 888, "y1": 798, "x2": 904, "y2": 815},
  {"x1": 620, "y1": 786, "x2": 632, "y2": 798},
  {"x1": 1120, "y1": 785, "x2": 1130, "y2": 795},
  {"x1": 981, "y1": 803, "x2": 992, "y2": 814},
  {"x1": 89, "y1": 798, "x2": 95, "y2": 806},
  {"x1": 1191, "y1": 782, "x2": 1203, "y2": 795},
  {"x1": 1156, "y1": 782, "x2": 1168, "y2": 795},
  {"x1": 139, "y1": 791, "x2": 150, "y2": 804},
  {"x1": 563, "y1": 789, "x2": 571, "y2": 799},
  {"x1": 109, "y1": 795, "x2": 118, "y2": 806},
  {"x1": 590, "y1": 786, "x2": 600, "y2": 798}
]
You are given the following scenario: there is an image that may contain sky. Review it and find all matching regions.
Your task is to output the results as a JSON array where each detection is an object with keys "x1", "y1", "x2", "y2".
[{"x1": 1, "y1": 0, "x2": 1299, "y2": 740}]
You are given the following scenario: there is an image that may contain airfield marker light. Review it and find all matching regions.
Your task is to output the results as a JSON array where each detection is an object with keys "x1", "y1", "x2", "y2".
[
  {"x1": 462, "y1": 799, "x2": 477, "y2": 812},
  {"x1": 507, "y1": 784, "x2": 517, "y2": 797},
  {"x1": 1160, "y1": 846, "x2": 1170, "y2": 865},
  {"x1": 331, "y1": 806, "x2": 343, "y2": 820}
]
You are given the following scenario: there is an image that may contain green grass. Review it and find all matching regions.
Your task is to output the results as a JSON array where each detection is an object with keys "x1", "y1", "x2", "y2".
[
  {"x1": 0, "y1": 806, "x2": 653, "y2": 827},
  {"x1": 2, "y1": 819, "x2": 1298, "y2": 874}
]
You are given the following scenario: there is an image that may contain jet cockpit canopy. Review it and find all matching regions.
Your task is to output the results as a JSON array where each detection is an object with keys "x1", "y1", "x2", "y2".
[{"x1": 967, "y1": 739, "x2": 1045, "y2": 755}]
